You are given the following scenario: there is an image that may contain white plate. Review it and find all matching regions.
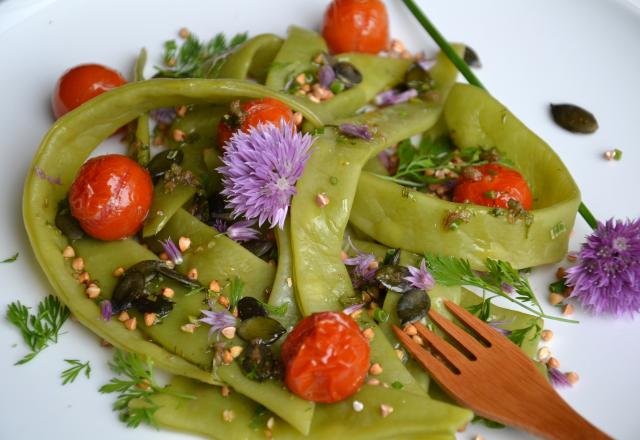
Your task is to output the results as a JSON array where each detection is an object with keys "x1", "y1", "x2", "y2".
[{"x1": 1, "y1": 0, "x2": 639, "y2": 439}]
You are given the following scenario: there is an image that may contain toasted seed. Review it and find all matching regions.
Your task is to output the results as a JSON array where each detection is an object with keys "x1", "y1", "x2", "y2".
[
  {"x1": 118, "y1": 311, "x2": 130, "y2": 322},
  {"x1": 218, "y1": 295, "x2": 230, "y2": 308},
  {"x1": 77, "y1": 271, "x2": 90, "y2": 284},
  {"x1": 221, "y1": 386, "x2": 231, "y2": 397},
  {"x1": 162, "y1": 287, "x2": 175, "y2": 298},
  {"x1": 124, "y1": 317, "x2": 137, "y2": 331},
  {"x1": 209, "y1": 279, "x2": 221, "y2": 292},
  {"x1": 178, "y1": 236, "x2": 191, "y2": 252},
  {"x1": 547, "y1": 357, "x2": 561, "y2": 369},
  {"x1": 352, "y1": 400, "x2": 364, "y2": 412},
  {"x1": 395, "y1": 349, "x2": 406, "y2": 362},
  {"x1": 549, "y1": 293, "x2": 565, "y2": 305},
  {"x1": 550, "y1": 103, "x2": 598, "y2": 134},
  {"x1": 222, "y1": 409, "x2": 235, "y2": 422},
  {"x1": 71, "y1": 257, "x2": 85, "y2": 272},
  {"x1": 540, "y1": 329, "x2": 554, "y2": 342},
  {"x1": 85, "y1": 283, "x2": 100, "y2": 299},
  {"x1": 537, "y1": 346, "x2": 551, "y2": 362},
  {"x1": 229, "y1": 346, "x2": 243, "y2": 359},
  {"x1": 565, "y1": 371, "x2": 580, "y2": 384},
  {"x1": 563, "y1": 303, "x2": 574, "y2": 316},
  {"x1": 380, "y1": 404, "x2": 394, "y2": 418},
  {"x1": 178, "y1": 27, "x2": 190, "y2": 39},
  {"x1": 403, "y1": 324, "x2": 418, "y2": 336},
  {"x1": 315, "y1": 192, "x2": 330, "y2": 207},
  {"x1": 187, "y1": 268, "x2": 198, "y2": 280},
  {"x1": 362, "y1": 327, "x2": 375, "y2": 341},
  {"x1": 112, "y1": 266, "x2": 125, "y2": 277},
  {"x1": 221, "y1": 326, "x2": 237, "y2": 339},
  {"x1": 172, "y1": 128, "x2": 186, "y2": 142},
  {"x1": 181, "y1": 323, "x2": 197, "y2": 333},
  {"x1": 222, "y1": 350, "x2": 234, "y2": 365},
  {"x1": 62, "y1": 246, "x2": 75, "y2": 259},
  {"x1": 144, "y1": 313, "x2": 157, "y2": 327},
  {"x1": 369, "y1": 363, "x2": 383, "y2": 376},
  {"x1": 293, "y1": 112, "x2": 303, "y2": 126}
]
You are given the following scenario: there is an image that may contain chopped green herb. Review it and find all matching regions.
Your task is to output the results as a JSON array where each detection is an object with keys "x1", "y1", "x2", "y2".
[
  {"x1": 6, "y1": 295, "x2": 70, "y2": 365},
  {"x1": 549, "y1": 279, "x2": 567, "y2": 294},
  {"x1": 263, "y1": 302, "x2": 288, "y2": 317},
  {"x1": 391, "y1": 381, "x2": 404, "y2": 389},
  {"x1": 156, "y1": 31, "x2": 248, "y2": 78},
  {"x1": 61, "y1": 359, "x2": 91, "y2": 385},
  {"x1": 507, "y1": 319, "x2": 542, "y2": 347},
  {"x1": 99, "y1": 350, "x2": 196, "y2": 428},
  {"x1": 228, "y1": 277, "x2": 245, "y2": 309},
  {"x1": 549, "y1": 222, "x2": 567, "y2": 240},
  {"x1": 1, "y1": 252, "x2": 18, "y2": 263},
  {"x1": 443, "y1": 207, "x2": 473, "y2": 230},
  {"x1": 329, "y1": 176, "x2": 338, "y2": 185},
  {"x1": 464, "y1": 294, "x2": 497, "y2": 323},
  {"x1": 613, "y1": 148, "x2": 623, "y2": 160},
  {"x1": 373, "y1": 308, "x2": 389, "y2": 323},
  {"x1": 473, "y1": 415, "x2": 506, "y2": 429},
  {"x1": 425, "y1": 254, "x2": 577, "y2": 323}
]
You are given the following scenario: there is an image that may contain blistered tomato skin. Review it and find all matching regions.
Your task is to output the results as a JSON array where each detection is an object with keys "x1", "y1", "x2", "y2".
[
  {"x1": 217, "y1": 98, "x2": 294, "y2": 148},
  {"x1": 281, "y1": 312, "x2": 370, "y2": 403},
  {"x1": 322, "y1": 0, "x2": 389, "y2": 54},
  {"x1": 453, "y1": 163, "x2": 533, "y2": 210},
  {"x1": 68, "y1": 155, "x2": 153, "y2": 241},
  {"x1": 52, "y1": 64, "x2": 127, "y2": 119}
]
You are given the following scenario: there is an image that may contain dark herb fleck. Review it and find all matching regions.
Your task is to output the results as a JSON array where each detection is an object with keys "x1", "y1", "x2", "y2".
[{"x1": 1, "y1": 252, "x2": 18, "y2": 263}]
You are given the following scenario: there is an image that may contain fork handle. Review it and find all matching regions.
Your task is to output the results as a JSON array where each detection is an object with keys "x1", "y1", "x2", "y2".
[{"x1": 515, "y1": 389, "x2": 612, "y2": 440}]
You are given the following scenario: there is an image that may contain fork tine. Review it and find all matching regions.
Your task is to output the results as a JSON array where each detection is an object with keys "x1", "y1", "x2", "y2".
[
  {"x1": 427, "y1": 308, "x2": 485, "y2": 356},
  {"x1": 392, "y1": 325, "x2": 457, "y2": 382},
  {"x1": 443, "y1": 299, "x2": 500, "y2": 343},
  {"x1": 413, "y1": 323, "x2": 469, "y2": 370}
]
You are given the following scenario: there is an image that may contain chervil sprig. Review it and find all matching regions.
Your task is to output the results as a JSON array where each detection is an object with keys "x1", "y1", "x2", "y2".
[
  {"x1": 6, "y1": 295, "x2": 70, "y2": 365},
  {"x1": 61, "y1": 359, "x2": 91, "y2": 385},
  {"x1": 99, "y1": 350, "x2": 196, "y2": 428},
  {"x1": 156, "y1": 31, "x2": 248, "y2": 78},
  {"x1": 425, "y1": 254, "x2": 577, "y2": 323}
]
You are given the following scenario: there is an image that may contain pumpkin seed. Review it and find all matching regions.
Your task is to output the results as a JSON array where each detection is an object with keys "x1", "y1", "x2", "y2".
[
  {"x1": 375, "y1": 265, "x2": 413, "y2": 293},
  {"x1": 333, "y1": 62, "x2": 362, "y2": 88},
  {"x1": 404, "y1": 64, "x2": 434, "y2": 93},
  {"x1": 134, "y1": 295, "x2": 174, "y2": 318},
  {"x1": 54, "y1": 210, "x2": 84, "y2": 240},
  {"x1": 463, "y1": 46, "x2": 482, "y2": 68},
  {"x1": 237, "y1": 296, "x2": 267, "y2": 321},
  {"x1": 111, "y1": 270, "x2": 146, "y2": 314},
  {"x1": 396, "y1": 289, "x2": 431, "y2": 324},
  {"x1": 240, "y1": 341, "x2": 283, "y2": 382},
  {"x1": 237, "y1": 316, "x2": 286, "y2": 344},
  {"x1": 550, "y1": 103, "x2": 598, "y2": 134},
  {"x1": 147, "y1": 149, "x2": 183, "y2": 180}
]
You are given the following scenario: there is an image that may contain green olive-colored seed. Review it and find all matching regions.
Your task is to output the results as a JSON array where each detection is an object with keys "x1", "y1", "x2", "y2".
[{"x1": 550, "y1": 103, "x2": 598, "y2": 134}]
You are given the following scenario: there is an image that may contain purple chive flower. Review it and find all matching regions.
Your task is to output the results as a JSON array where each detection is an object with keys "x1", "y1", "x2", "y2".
[
  {"x1": 160, "y1": 238, "x2": 183, "y2": 265},
  {"x1": 199, "y1": 309, "x2": 237, "y2": 338},
  {"x1": 150, "y1": 107, "x2": 177, "y2": 125},
  {"x1": 500, "y1": 282, "x2": 515, "y2": 295},
  {"x1": 417, "y1": 57, "x2": 437, "y2": 72},
  {"x1": 343, "y1": 302, "x2": 365, "y2": 315},
  {"x1": 318, "y1": 64, "x2": 336, "y2": 88},
  {"x1": 404, "y1": 259, "x2": 435, "y2": 291},
  {"x1": 212, "y1": 218, "x2": 228, "y2": 233},
  {"x1": 375, "y1": 88, "x2": 418, "y2": 106},
  {"x1": 343, "y1": 237, "x2": 377, "y2": 281},
  {"x1": 100, "y1": 300, "x2": 113, "y2": 321},
  {"x1": 547, "y1": 367, "x2": 572, "y2": 388},
  {"x1": 34, "y1": 166, "x2": 62, "y2": 185},
  {"x1": 339, "y1": 123, "x2": 373, "y2": 141},
  {"x1": 217, "y1": 121, "x2": 315, "y2": 229},
  {"x1": 487, "y1": 318, "x2": 514, "y2": 337},
  {"x1": 565, "y1": 219, "x2": 640, "y2": 316},
  {"x1": 226, "y1": 220, "x2": 260, "y2": 242}
]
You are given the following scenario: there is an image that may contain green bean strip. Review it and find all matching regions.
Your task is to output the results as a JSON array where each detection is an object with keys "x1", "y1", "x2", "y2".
[
  {"x1": 216, "y1": 34, "x2": 284, "y2": 81},
  {"x1": 149, "y1": 376, "x2": 471, "y2": 439},
  {"x1": 265, "y1": 26, "x2": 327, "y2": 90},
  {"x1": 132, "y1": 48, "x2": 151, "y2": 165},
  {"x1": 351, "y1": 85, "x2": 581, "y2": 269},
  {"x1": 143, "y1": 184, "x2": 197, "y2": 237},
  {"x1": 291, "y1": 100, "x2": 443, "y2": 316},
  {"x1": 269, "y1": 219, "x2": 302, "y2": 329}
]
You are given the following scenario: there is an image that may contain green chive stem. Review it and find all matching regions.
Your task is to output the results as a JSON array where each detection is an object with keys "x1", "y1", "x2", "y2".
[{"x1": 401, "y1": 0, "x2": 598, "y2": 231}]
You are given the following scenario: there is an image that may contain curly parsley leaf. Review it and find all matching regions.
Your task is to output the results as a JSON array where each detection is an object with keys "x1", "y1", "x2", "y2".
[
  {"x1": 6, "y1": 295, "x2": 70, "y2": 365},
  {"x1": 99, "y1": 350, "x2": 195, "y2": 428},
  {"x1": 156, "y1": 31, "x2": 248, "y2": 79},
  {"x1": 1, "y1": 252, "x2": 18, "y2": 263},
  {"x1": 61, "y1": 359, "x2": 91, "y2": 385}
]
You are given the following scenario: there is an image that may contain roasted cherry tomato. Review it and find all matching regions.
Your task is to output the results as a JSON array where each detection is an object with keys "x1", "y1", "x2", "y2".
[
  {"x1": 321, "y1": 0, "x2": 389, "y2": 54},
  {"x1": 281, "y1": 312, "x2": 370, "y2": 403},
  {"x1": 217, "y1": 98, "x2": 294, "y2": 148},
  {"x1": 68, "y1": 154, "x2": 153, "y2": 241},
  {"x1": 52, "y1": 64, "x2": 127, "y2": 119},
  {"x1": 453, "y1": 163, "x2": 533, "y2": 210}
]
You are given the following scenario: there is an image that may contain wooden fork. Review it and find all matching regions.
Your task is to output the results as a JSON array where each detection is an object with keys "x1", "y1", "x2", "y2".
[{"x1": 392, "y1": 300, "x2": 611, "y2": 440}]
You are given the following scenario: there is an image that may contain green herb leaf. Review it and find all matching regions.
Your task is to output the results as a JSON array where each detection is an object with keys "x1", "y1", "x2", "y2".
[
  {"x1": 61, "y1": 359, "x2": 91, "y2": 385},
  {"x1": 425, "y1": 254, "x2": 577, "y2": 323},
  {"x1": 156, "y1": 31, "x2": 248, "y2": 78},
  {"x1": 263, "y1": 302, "x2": 288, "y2": 317},
  {"x1": 100, "y1": 350, "x2": 196, "y2": 429},
  {"x1": 507, "y1": 319, "x2": 542, "y2": 347},
  {"x1": 1, "y1": 252, "x2": 18, "y2": 263},
  {"x1": 228, "y1": 277, "x2": 245, "y2": 309},
  {"x1": 6, "y1": 295, "x2": 70, "y2": 365}
]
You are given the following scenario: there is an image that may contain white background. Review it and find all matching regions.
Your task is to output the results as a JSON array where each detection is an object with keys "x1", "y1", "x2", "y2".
[{"x1": 0, "y1": 1, "x2": 639, "y2": 439}]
